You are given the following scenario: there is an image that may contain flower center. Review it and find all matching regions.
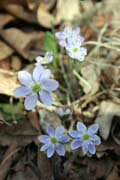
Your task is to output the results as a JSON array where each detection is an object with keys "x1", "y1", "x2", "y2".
[
  {"x1": 50, "y1": 136, "x2": 58, "y2": 144},
  {"x1": 82, "y1": 133, "x2": 90, "y2": 140},
  {"x1": 32, "y1": 84, "x2": 41, "y2": 93},
  {"x1": 42, "y1": 58, "x2": 48, "y2": 63},
  {"x1": 73, "y1": 47, "x2": 78, "y2": 52}
]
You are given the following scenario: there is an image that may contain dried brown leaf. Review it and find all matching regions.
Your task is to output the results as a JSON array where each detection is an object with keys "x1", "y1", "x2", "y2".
[
  {"x1": 11, "y1": 56, "x2": 22, "y2": 71},
  {"x1": 55, "y1": 0, "x2": 80, "y2": 24},
  {"x1": 5, "y1": 5, "x2": 37, "y2": 24},
  {"x1": 0, "y1": 28, "x2": 43, "y2": 60},
  {"x1": 0, "y1": 14, "x2": 14, "y2": 29},
  {"x1": 0, "y1": 41, "x2": 14, "y2": 60},
  {"x1": 0, "y1": 70, "x2": 18, "y2": 96},
  {"x1": 95, "y1": 101, "x2": 120, "y2": 140},
  {"x1": 37, "y1": 0, "x2": 81, "y2": 28},
  {"x1": 37, "y1": 8, "x2": 55, "y2": 28},
  {"x1": 37, "y1": 152, "x2": 54, "y2": 180},
  {"x1": 107, "y1": 165, "x2": 119, "y2": 180},
  {"x1": 0, "y1": 119, "x2": 38, "y2": 146},
  {"x1": 80, "y1": 64, "x2": 101, "y2": 95},
  {"x1": 0, "y1": 143, "x2": 18, "y2": 180}
]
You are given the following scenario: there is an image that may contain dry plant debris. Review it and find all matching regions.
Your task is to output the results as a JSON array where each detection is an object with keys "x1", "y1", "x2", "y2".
[{"x1": 0, "y1": 0, "x2": 120, "y2": 180}]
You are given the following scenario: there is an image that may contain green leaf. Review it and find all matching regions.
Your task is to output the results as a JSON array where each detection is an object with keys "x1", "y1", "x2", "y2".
[{"x1": 44, "y1": 31, "x2": 58, "y2": 54}]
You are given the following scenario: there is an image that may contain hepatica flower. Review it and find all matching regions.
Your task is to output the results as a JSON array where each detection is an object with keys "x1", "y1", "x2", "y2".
[
  {"x1": 14, "y1": 65, "x2": 59, "y2": 110},
  {"x1": 55, "y1": 27, "x2": 80, "y2": 47},
  {"x1": 55, "y1": 107, "x2": 72, "y2": 117},
  {"x1": 38, "y1": 126, "x2": 70, "y2": 158},
  {"x1": 66, "y1": 37, "x2": 87, "y2": 61},
  {"x1": 69, "y1": 122, "x2": 101, "y2": 155},
  {"x1": 55, "y1": 26, "x2": 87, "y2": 61},
  {"x1": 35, "y1": 52, "x2": 53, "y2": 65}
]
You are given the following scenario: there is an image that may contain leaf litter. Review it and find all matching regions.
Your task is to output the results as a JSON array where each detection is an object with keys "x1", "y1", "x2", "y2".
[{"x1": 0, "y1": 0, "x2": 120, "y2": 180}]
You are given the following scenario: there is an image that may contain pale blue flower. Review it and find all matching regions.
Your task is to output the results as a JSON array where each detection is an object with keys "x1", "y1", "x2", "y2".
[
  {"x1": 35, "y1": 52, "x2": 53, "y2": 65},
  {"x1": 14, "y1": 65, "x2": 59, "y2": 110},
  {"x1": 69, "y1": 122, "x2": 101, "y2": 155},
  {"x1": 55, "y1": 27, "x2": 80, "y2": 47},
  {"x1": 38, "y1": 125, "x2": 70, "y2": 158},
  {"x1": 66, "y1": 37, "x2": 87, "y2": 61},
  {"x1": 55, "y1": 107, "x2": 72, "y2": 117}
]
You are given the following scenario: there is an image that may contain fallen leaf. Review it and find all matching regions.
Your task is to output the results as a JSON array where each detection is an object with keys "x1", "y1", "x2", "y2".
[
  {"x1": 101, "y1": 66, "x2": 119, "y2": 86},
  {"x1": 11, "y1": 169, "x2": 39, "y2": 180},
  {"x1": 83, "y1": 157, "x2": 114, "y2": 179},
  {"x1": 0, "y1": 70, "x2": 18, "y2": 96},
  {"x1": 0, "y1": 14, "x2": 15, "y2": 29},
  {"x1": 5, "y1": 5, "x2": 37, "y2": 24},
  {"x1": 0, "y1": 119, "x2": 38, "y2": 146},
  {"x1": 0, "y1": 41, "x2": 14, "y2": 60},
  {"x1": 95, "y1": 101, "x2": 120, "y2": 140},
  {"x1": 11, "y1": 56, "x2": 22, "y2": 71},
  {"x1": 107, "y1": 165, "x2": 119, "y2": 180},
  {"x1": 55, "y1": 0, "x2": 80, "y2": 24},
  {"x1": 80, "y1": 64, "x2": 101, "y2": 95},
  {"x1": 0, "y1": 59, "x2": 11, "y2": 70},
  {"x1": 37, "y1": 152, "x2": 54, "y2": 180},
  {"x1": 0, "y1": 28, "x2": 43, "y2": 60},
  {"x1": 39, "y1": 109, "x2": 61, "y2": 133},
  {"x1": 37, "y1": 0, "x2": 81, "y2": 28},
  {"x1": 103, "y1": 0, "x2": 120, "y2": 27},
  {"x1": 0, "y1": 0, "x2": 27, "y2": 8},
  {"x1": 0, "y1": 143, "x2": 18, "y2": 180},
  {"x1": 37, "y1": 8, "x2": 55, "y2": 28},
  {"x1": 28, "y1": 112, "x2": 40, "y2": 132}
]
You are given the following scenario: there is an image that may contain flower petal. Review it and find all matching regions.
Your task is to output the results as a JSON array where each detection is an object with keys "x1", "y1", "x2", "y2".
[
  {"x1": 38, "y1": 135, "x2": 50, "y2": 143},
  {"x1": 14, "y1": 86, "x2": 30, "y2": 97},
  {"x1": 39, "y1": 91, "x2": 52, "y2": 105},
  {"x1": 82, "y1": 142, "x2": 88, "y2": 155},
  {"x1": 73, "y1": 27, "x2": 80, "y2": 35},
  {"x1": 88, "y1": 124, "x2": 99, "y2": 135},
  {"x1": 59, "y1": 40, "x2": 67, "y2": 47},
  {"x1": 36, "y1": 56, "x2": 43, "y2": 62},
  {"x1": 18, "y1": 71, "x2": 32, "y2": 86},
  {"x1": 71, "y1": 139, "x2": 82, "y2": 150},
  {"x1": 40, "y1": 142, "x2": 51, "y2": 151},
  {"x1": 80, "y1": 47, "x2": 87, "y2": 56},
  {"x1": 41, "y1": 79, "x2": 59, "y2": 91},
  {"x1": 59, "y1": 135, "x2": 70, "y2": 143},
  {"x1": 40, "y1": 69, "x2": 51, "y2": 80},
  {"x1": 55, "y1": 32, "x2": 64, "y2": 39},
  {"x1": 24, "y1": 95, "x2": 38, "y2": 110},
  {"x1": 56, "y1": 144, "x2": 65, "y2": 156},
  {"x1": 33, "y1": 65, "x2": 44, "y2": 82},
  {"x1": 91, "y1": 135, "x2": 101, "y2": 145},
  {"x1": 77, "y1": 122, "x2": 87, "y2": 133},
  {"x1": 69, "y1": 130, "x2": 80, "y2": 138},
  {"x1": 48, "y1": 126, "x2": 55, "y2": 136},
  {"x1": 47, "y1": 144, "x2": 55, "y2": 158},
  {"x1": 55, "y1": 125, "x2": 64, "y2": 137},
  {"x1": 88, "y1": 143, "x2": 96, "y2": 154}
]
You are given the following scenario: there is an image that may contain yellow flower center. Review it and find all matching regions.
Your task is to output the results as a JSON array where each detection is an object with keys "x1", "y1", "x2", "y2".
[
  {"x1": 50, "y1": 136, "x2": 58, "y2": 144},
  {"x1": 83, "y1": 134, "x2": 90, "y2": 140},
  {"x1": 32, "y1": 84, "x2": 41, "y2": 93},
  {"x1": 73, "y1": 47, "x2": 78, "y2": 52}
]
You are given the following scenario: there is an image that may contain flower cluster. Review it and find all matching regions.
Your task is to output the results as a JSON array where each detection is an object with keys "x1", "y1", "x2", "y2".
[
  {"x1": 69, "y1": 122, "x2": 101, "y2": 155},
  {"x1": 14, "y1": 65, "x2": 59, "y2": 110},
  {"x1": 39, "y1": 126, "x2": 69, "y2": 158},
  {"x1": 55, "y1": 27, "x2": 87, "y2": 61},
  {"x1": 38, "y1": 122, "x2": 101, "y2": 158},
  {"x1": 13, "y1": 27, "x2": 101, "y2": 159}
]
